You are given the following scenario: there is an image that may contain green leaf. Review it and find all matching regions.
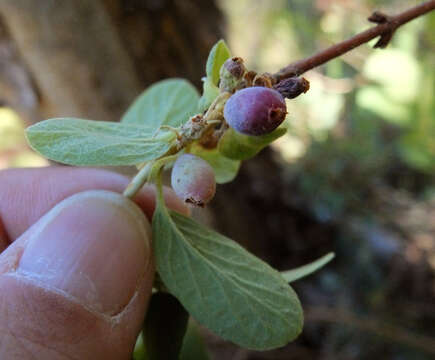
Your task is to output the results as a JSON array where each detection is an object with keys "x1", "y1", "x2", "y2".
[
  {"x1": 26, "y1": 118, "x2": 174, "y2": 166},
  {"x1": 122, "y1": 78, "x2": 199, "y2": 131},
  {"x1": 143, "y1": 292, "x2": 189, "y2": 360},
  {"x1": 152, "y1": 205, "x2": 303, "y2": 350},
  {"x1": 205, "y1": 39, "x2": 231, "y2": 86},
  {"x1": 190, "y1": 143, "x2": 240, "y2": 184},
  {"x1": 180, "y1": 320, "x2": 210, "y2": 360},
  {"x1": 133, "y1": 333, "x2": 146, "y2": 360},
  {"x1": 281, "y1": 253, "x2": 335, "y2": 283},
  {"x1": 198, "y1": 40, "x2": 231, "y2": 113},
  {"x1": 198, "y1": 79, "x2": 220, "y2": 113},
  {"x1": 218, "y1": 127, "x2": 287, "y2": 160}
]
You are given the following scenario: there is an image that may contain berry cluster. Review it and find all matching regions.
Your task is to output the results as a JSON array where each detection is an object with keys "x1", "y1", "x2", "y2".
[{"x1": 171, "y1": 57, "x2": 309, "y2": 206}]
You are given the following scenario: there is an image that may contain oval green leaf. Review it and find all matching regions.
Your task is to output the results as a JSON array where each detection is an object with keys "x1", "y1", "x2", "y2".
[
  {"x1": 26, "y1": 118, "x2": 174, "y2": 166},
  {"x1": 206, "y1": 39, "x2": 231, "y2": 86},
  {"x1": 122, "y1": 78, "x2": 199, "y2": 131},
  {"x1": 133, "y1": 333, "x2": 146, "y2": 360},
  {"x1": 152, "y1": 205, "x2": 303, "y2": 350},
  {"x1": 218, "y1": 127, "x2": 287, "y2": 160}
]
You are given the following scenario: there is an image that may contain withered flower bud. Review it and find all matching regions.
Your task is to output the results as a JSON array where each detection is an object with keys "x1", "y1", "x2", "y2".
[
  {"x1": 219, "y1": 57, "x2": 246, "y2": 92},
  {"x1": 243, "y1": 70, "x2": 257, "y2": 86},
  {"x1": 253, "y1": 72, "x2": 273, "y2": 88},
  {"x1": 273, "y1": 77, "x2": 310, "y2": 99},
  {"x1": 223, "y1": 57, "x2": 246, "y2": 79}
]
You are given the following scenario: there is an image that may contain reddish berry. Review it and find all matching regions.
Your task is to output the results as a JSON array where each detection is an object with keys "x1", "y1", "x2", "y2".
[
  {"x1": 171, "y1": 154, "x2": 216, "y2": 207},
  {"x1": 223, "y1": 87, "x2": 287, "y2": 136}
]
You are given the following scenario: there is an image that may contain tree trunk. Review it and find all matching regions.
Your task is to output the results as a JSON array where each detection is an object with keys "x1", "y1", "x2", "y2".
[
  {"x1": 0, "y1": 0, "x2": 224, "y2": 121},
  {"x1": 0, "y1": 0, "x2": 142, "y2": 121}
]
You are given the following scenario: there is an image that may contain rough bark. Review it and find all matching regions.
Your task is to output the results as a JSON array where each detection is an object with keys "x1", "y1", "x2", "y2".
[
  {"x1": 0, "y1": 0, "x2": 142, "y2": 121},
  {"x1": 102, "y1": 0, "x2": 224, "y2": 88},
  {"x1": 0, "y1": 16, "x2": 41, "y2": 125}
]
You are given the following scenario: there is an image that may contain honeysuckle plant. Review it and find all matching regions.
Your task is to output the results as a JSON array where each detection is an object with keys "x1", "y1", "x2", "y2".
[
  {"x1": 25, "y1": 40, "x2": 334, "y2": 358},
  {"x1": 22, "y1": 1, "x2": 435, "y2": 356}
]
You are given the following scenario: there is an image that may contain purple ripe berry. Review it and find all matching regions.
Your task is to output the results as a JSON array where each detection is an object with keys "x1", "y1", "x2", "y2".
[
  {"x1": 171, "y1": 154, "x2": 216, "y2": 207},
  {"x1": 223, "y1": 87, "x2": 287, "y2": 136}
]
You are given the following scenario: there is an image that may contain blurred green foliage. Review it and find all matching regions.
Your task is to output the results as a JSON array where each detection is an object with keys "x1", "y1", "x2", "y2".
[
  {"x1": 219, "y1": 2, "x2": 435, "y2": 358},
  {"x1": 220, "y1": 0, "x2": 435, "y2": 176}
]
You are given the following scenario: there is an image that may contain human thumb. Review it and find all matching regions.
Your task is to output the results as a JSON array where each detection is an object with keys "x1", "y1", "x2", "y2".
[{"x1": 0, "y1": 190, "x2": 154, "y2": 360}]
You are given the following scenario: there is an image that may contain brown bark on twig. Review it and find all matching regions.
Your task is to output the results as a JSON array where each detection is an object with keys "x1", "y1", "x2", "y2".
[{"x1": 273, "y1": 0, "x2": 435, "y2": 81}]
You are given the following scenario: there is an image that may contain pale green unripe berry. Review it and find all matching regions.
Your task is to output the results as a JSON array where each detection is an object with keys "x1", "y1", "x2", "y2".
[{"x1": 171, "y1": 154, "x2": 216, "y2": 207}]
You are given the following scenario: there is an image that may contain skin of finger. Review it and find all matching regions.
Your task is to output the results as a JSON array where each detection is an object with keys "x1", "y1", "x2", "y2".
[
  {"x1": 0, "y1": 192, "x2": 155, "y2": 359},
  {"x1": 0, "y1": 167, "x2": 183, "y2": 358},
  {"x1": 0, "y1": 257, "x2": 154, "y2": 360},
  {"x1": 0, "y1": 166, "x2": 188, "y2": 242}
]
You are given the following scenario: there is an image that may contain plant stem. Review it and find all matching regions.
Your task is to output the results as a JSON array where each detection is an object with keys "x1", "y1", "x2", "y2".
[
  {"x1": 204, "y1": 92, "x2": 230, "y2": 120},
  {"x1": 122, "y1": 95, "x2": 230, "y2": 200},
  {"x1": 123, "y1": 161, "x2": 154, "y2": 199},
  {"x1": 149, "y1": 155, "x2": 179, "y2": 184},
  {"x1": 273, "y1": 0, "x2": 435, "y2": 81},
  {"x1": 123, "y1": 155, "x2": 180, "y2": 200}
]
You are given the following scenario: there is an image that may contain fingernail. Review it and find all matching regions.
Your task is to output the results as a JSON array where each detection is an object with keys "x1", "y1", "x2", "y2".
[{"x1": 16, "y1": 190, "x2": 151, "y2": 315}]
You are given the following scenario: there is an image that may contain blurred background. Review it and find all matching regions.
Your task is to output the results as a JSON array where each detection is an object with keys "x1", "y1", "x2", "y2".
[{"x1": 0, "y1": 0, "x2": 434, "y2": 359}]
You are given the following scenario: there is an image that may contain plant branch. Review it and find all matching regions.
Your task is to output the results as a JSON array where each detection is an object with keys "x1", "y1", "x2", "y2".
[
  {"x1": 123, "y1": 161, "x2": 154, "y2": 199},
  {"x1": 273, "y1": 0, "x2": 435, "y2": 81}
]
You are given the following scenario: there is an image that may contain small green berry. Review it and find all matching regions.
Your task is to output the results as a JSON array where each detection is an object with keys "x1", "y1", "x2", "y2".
[{"x1": 171, "y1": 154, "x2": 216, "y2": 207}]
